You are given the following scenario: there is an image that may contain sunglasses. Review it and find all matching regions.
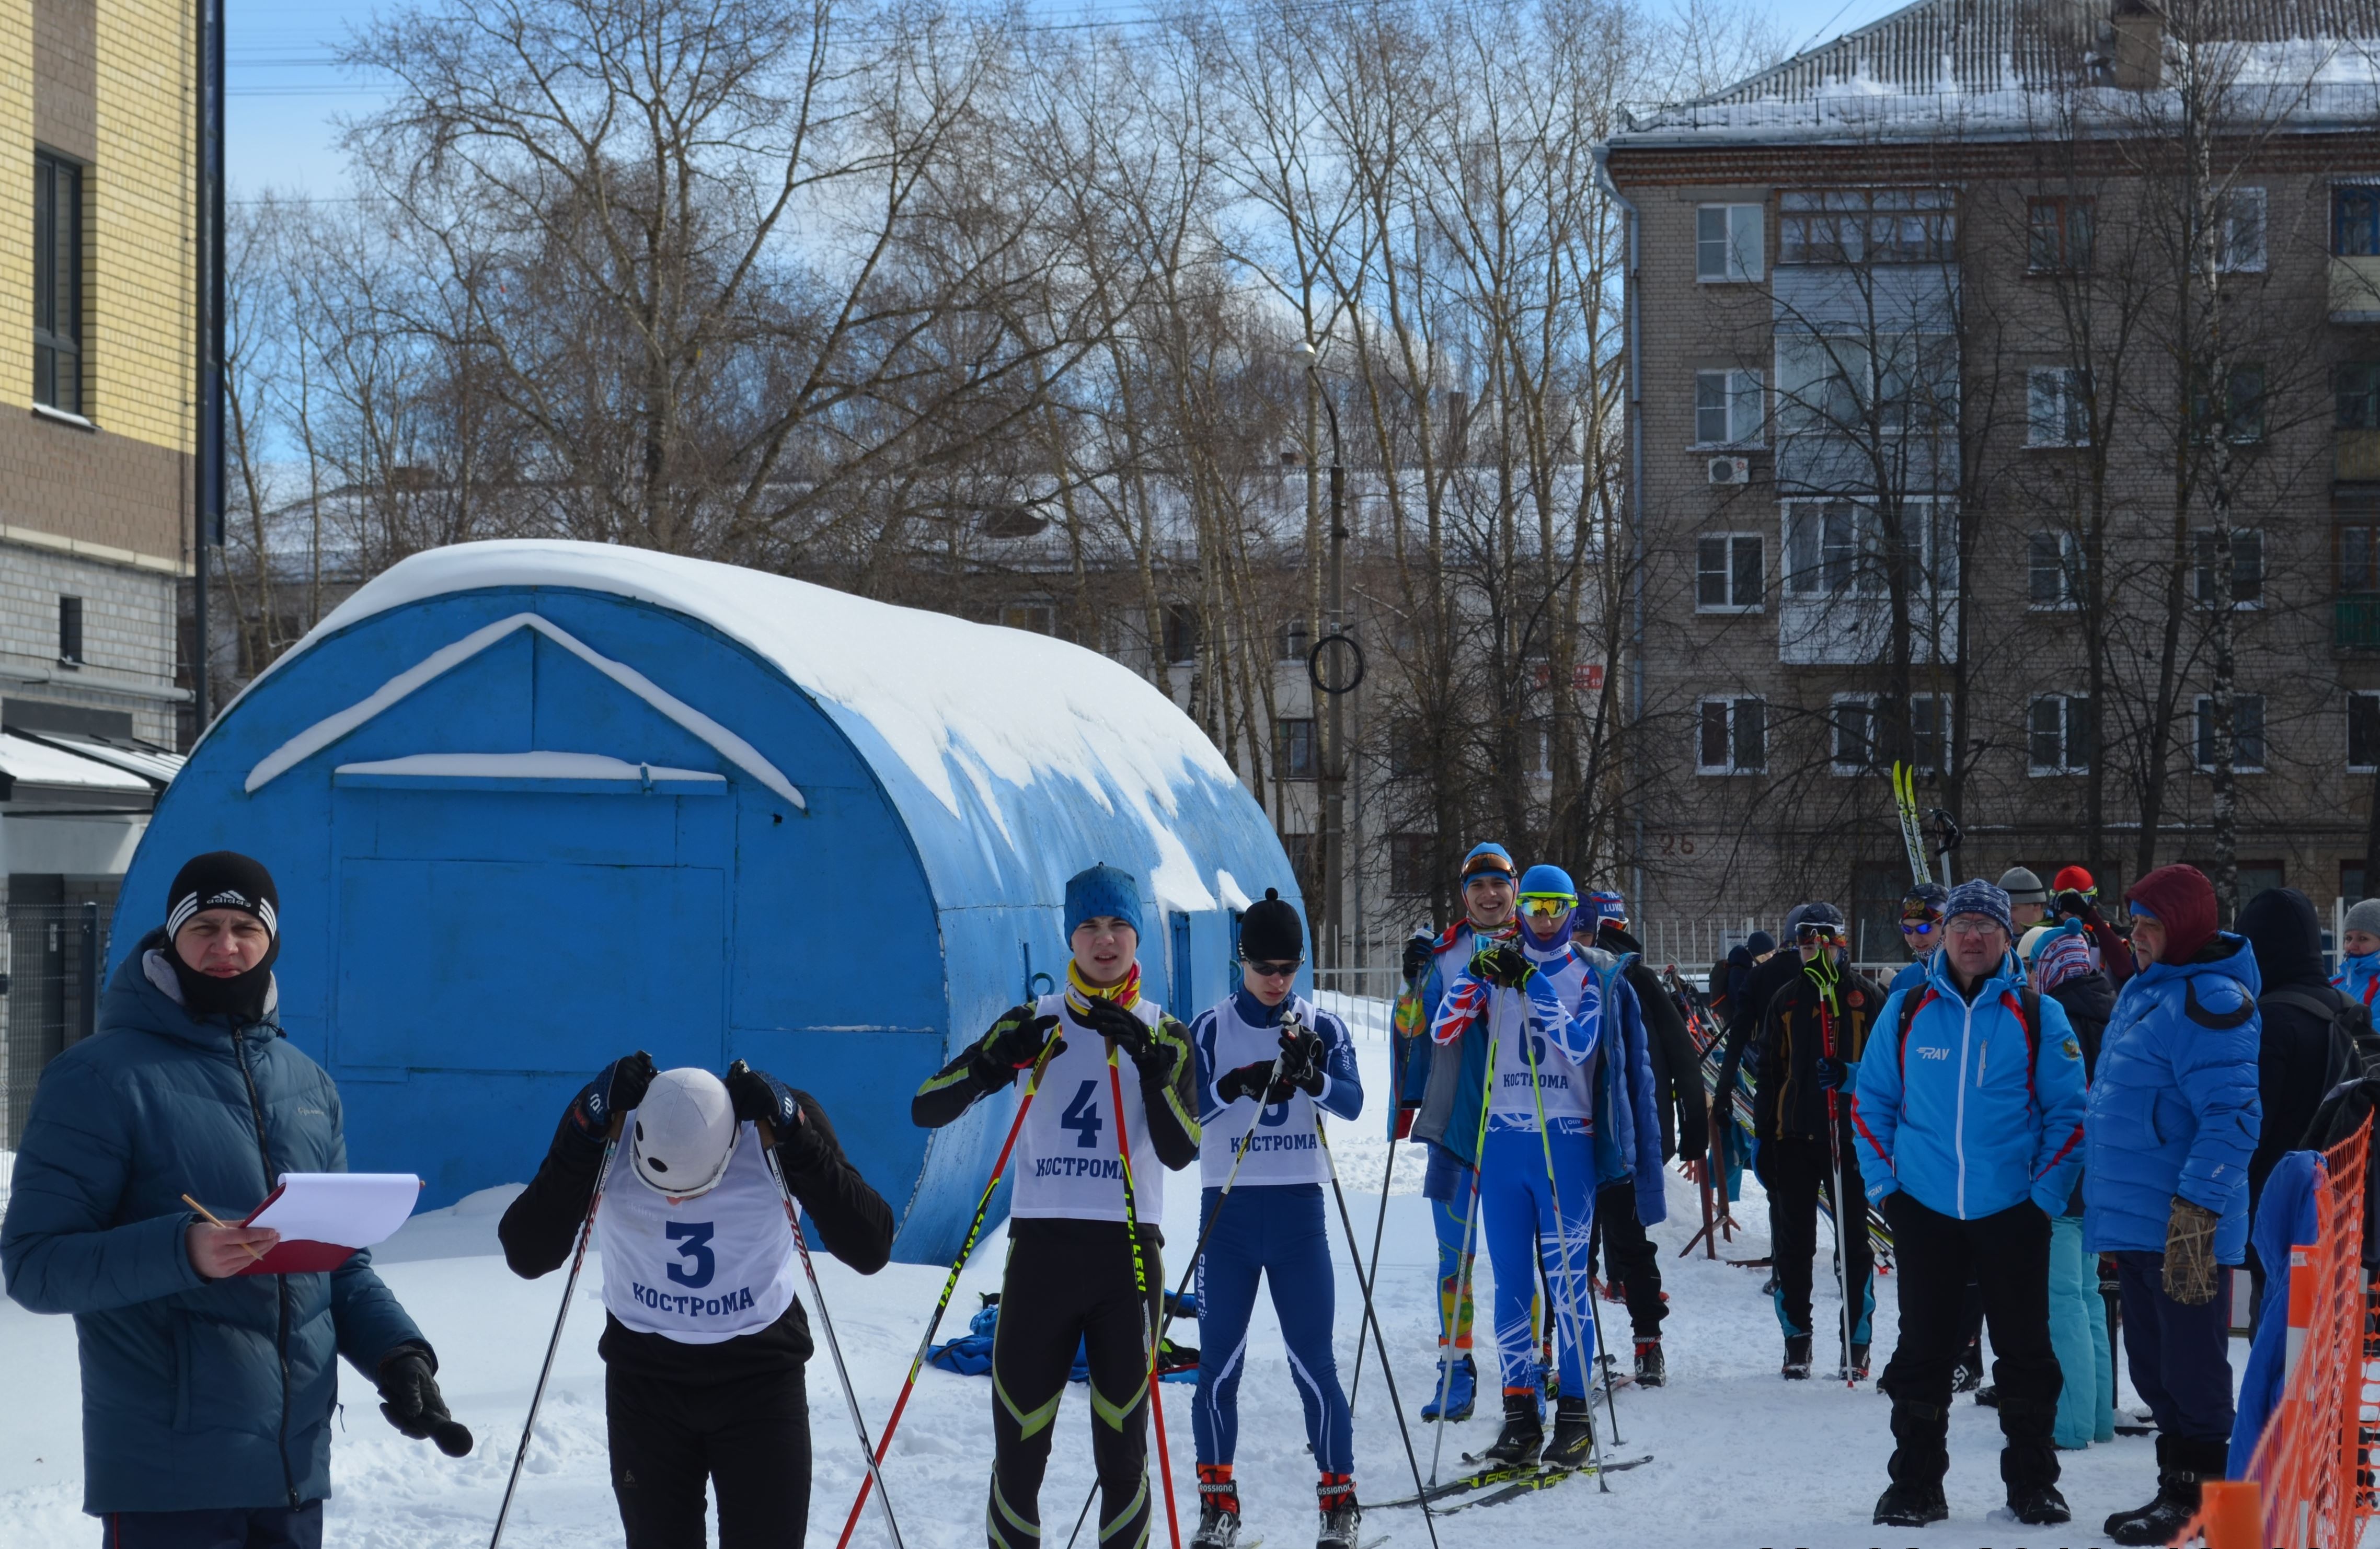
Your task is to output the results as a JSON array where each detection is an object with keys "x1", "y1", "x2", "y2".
[
  {"x1": 1245, "y1": 958, "x2": 1302, "y2": 978},
  {"x1": 1900, "y1": 918, "x2": 1939, "y2": 935},
  {"x1": 1520, "y1": 895, "x2": 1574, "y2": 918},
  {"x1": 1797, "y1": 926, "x2": 1843, "y2": 944}
]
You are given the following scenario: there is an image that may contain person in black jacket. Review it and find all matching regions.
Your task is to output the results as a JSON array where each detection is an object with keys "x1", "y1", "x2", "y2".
[
  {"x1": 2234, "y1": 887, "x2": 2356, "y2": 1314},
  {"x1": 499, "y1": 1055, "x2": 893, "y2": 1548},
  {"x1": 1581, "y1": 893, "x2": 1706, "y2": 1384},
  {"x1": 1713, "y1": 919, "x2": 1801, "y2": 1129}
]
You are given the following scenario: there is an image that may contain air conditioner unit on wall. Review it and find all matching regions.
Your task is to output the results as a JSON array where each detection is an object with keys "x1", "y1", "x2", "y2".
[{"x1": 1707, "y1": 455, "x2": 1751, "y2": 486}]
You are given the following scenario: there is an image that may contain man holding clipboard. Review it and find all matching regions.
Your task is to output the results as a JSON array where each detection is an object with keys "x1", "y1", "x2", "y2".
[{"x1": 1, "y1": 852, "x2": 465, "y2": 1548}]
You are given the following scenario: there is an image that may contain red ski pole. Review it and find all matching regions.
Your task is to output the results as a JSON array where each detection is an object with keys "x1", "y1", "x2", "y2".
[
  {"x1": 1105, "y1": 1048, "x2": 1185, "y2": 1549},
  {"x1": 832, "y1": 1037, "x2": 1062, "y2": 1549}
]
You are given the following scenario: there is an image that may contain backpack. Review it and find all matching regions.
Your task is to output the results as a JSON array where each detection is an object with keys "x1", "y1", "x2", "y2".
[
  {"x1": 2259, "y1": 984, "x2": 2380, "y2": 1094},
  {"x1": 1896, "y1": 982, "x2": 2045, "y2": 1108}
]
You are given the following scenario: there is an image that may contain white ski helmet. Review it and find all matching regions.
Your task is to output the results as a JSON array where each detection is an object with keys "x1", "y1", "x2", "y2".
[{"x1": 629, "y1": 1067, "x2": 739, "y2": 1198}]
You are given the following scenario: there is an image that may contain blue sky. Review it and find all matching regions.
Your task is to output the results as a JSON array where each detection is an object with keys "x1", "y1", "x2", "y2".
[{"x1": 226, "y1": 0, "x2": 1915, "y2": 197}]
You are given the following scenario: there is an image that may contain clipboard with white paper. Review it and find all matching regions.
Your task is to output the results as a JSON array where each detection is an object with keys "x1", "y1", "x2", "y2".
[{"x1": 235, "y1": 1172, "x2": 423, "y2": 1275}]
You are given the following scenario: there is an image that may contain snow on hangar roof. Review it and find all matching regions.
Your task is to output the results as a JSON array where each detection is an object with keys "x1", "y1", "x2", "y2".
[{"x1": 224, "y1": 540, "x2": 1250, "y2": 914}]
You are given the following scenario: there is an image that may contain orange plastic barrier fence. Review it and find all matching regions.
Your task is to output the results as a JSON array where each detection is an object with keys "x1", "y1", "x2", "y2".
[{"x1": 2172, "y1": 1115, "x2": 2374, "y2": 1548}]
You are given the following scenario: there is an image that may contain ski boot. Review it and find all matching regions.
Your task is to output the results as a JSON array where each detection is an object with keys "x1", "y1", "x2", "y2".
[
  {"x1": 1873, "y1": 1479, "x2": 1949, "y2": 1527},
  {"x1": 1193, "y1": 1465, "x2": 1241, "y2": 1549},
  {"x1": 1845, "y1": 1342, "x2": 1870, "y2": 1381},
  {"x1": 2104, "y1": 1436, "x2": 2221, "y2": 1545},
  {"x1": 1634, "y1": 1337, "x2": 1666, "y2": 1387},
  {"x1": 1781, "y1": 1334, "x2": 1812, "y2": 1380},
  {"x1": 1422, "y1": 1353, "x2": 1476, "y2": 1422},
  {"x1": 1543, "y1": 1396, "x2": 1596, "y2": 1469},
  {"x1": 1316, "y1": 1472, "x2": 1360, "y2": 1548},
  {"x1": 2008, "y1": 1481, "x2": 2072, "y2": 1526},
  {"x1": 1479, "y1": 1391, "x2": 1544, "y2": 1468}
]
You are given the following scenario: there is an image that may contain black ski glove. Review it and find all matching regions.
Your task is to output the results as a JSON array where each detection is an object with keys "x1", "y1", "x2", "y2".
[
  {"x1": 377, "y1": 1345, "x2": 472, "y2": 1458},
  {"x1": 1082, "y1": 996, "x2": 1153, "y2": 1059},
  {"x1": 726, "y1": 1061, "x2": 829, "y2": 1170},
  {"x1": 1402, "y1": 932, "x2": 1435, "y2": 984},
  {"x1": 568, "y1": 1051, "x2": 655, "y2": 1142},
  {"x1": 1278, "y1": 1018, "x2": 1327, "y2": 1097},
  {"x1": 1470, "y1": 941, "x2": 1530, "y2": 989},
  {"x1": 2053, "y1": 889, "x2": 2094, "y2": 923},
  {"x1": 1812, "y1": 1055, "x2": 1849, "y2": 1091},
  {"x1": 1215, "y1": 1059, "x2": 1279, "y2": 1105},
  {"x1": 975, "y1": 1008, "x2": 1064, "y2": 1079}
]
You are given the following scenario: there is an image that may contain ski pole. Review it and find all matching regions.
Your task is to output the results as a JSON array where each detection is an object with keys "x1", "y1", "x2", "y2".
[
  {"x1": 832, "y1": 1035, "x2": 1063, "y2": 1549},
  {"x1": 1524, "y1": 1028, "x2": 1614, "y2": 1492},
  {"x1": 1314, "y1": 1111, "x2": 1443, "y2": 1549},
  {"x1": 759, "y1": 1125, "x2": 906, "y2": 1549},
  {"x1": 1351, "y1": 962, "x2": 1425, "y2": 1408},
  {"x1": 1102, "y1": 1047, "x2": 1184, "y2": 1549},
  {"x1": 489, "y1": 1126, "x2": 617, "y2": 1549},
  {"x1": 1818, "y1": 998, "x2": 1858, "y2": 1388},
  {"x1": 1426, "y1": 1031, "x2": 1497, "y2": 1487}
]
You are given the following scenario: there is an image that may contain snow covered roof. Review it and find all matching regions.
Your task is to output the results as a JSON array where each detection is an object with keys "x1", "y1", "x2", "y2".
[
  {"x1": 1616, "y1": 0, "x2": 2380, "y2": 141},
  {"x1": 221, "y1": 539, "x2": 1256, "y2": 914}
]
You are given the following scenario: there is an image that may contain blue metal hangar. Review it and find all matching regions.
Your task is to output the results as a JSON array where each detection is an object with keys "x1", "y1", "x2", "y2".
[{"x1": 116, "y1": 540, "x2": 1296, "y2": 1261}]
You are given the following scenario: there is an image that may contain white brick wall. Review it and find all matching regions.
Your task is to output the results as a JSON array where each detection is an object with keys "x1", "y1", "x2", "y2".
[{"x1": 0, "y1": 539, "x2": 178, "y2": 742}]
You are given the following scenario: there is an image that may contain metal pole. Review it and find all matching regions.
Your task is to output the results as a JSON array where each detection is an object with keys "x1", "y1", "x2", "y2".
[
  {"x1": 76, "y1": 901, "x2": 96, "y2": 1045},
  {"x1": 191, "y1": 0, "x2": 224, "y2": 735}
]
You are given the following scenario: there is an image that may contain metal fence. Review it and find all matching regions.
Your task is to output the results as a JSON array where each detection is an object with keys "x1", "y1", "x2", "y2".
[{"x1": 0, "y1": 901, "x2": 111, "y2": 1215}]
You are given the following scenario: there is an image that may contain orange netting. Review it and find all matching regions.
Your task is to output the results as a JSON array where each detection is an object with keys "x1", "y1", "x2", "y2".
[{"x1": 2173, "y1": 1114, "x2": 2374, "y2": 1548}]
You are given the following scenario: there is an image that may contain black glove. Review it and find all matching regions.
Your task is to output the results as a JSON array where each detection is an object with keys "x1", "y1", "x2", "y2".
[
  {"x1": 1215, "y1": 1059, "x2": 1278, "y2": 1105},
  {"x1": 1812, "y1": 1055, "x2": 1849, "y2": 1091},
  {"x1": 1278, "y1": 1020, "x2": 1326, "y2": 1097},
  {"x1": 2053, "y1": 889, "x2": 2093, "y2": 922},
  {"x1": 1470, "y1": 941, "x2": 1531, "y2": 989},
  {"x1": 1402, "y1": 932, "x2": 1434, "y2": 984},
  {"x1": 1082, "y1": 997, "x2": 1153, "y2": 1059},
  {"x1": 725, "y1": 1060, "x2": 827, "y2": 1168},
  {"x1": 377, "y1": 1345, "x2": 472, "y2": 1458},
  {"x1": 978, "y1": 1009, "x2": 1064, "y2": 1074},
  {"x1": 568, "y1": 1051, "x2": 655, "y2": 1141}
]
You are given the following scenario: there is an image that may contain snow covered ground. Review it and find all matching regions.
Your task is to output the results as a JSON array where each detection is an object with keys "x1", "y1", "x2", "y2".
[{"x1": 0, "y1": 1011, "x2": 2236, "y2": 1548}]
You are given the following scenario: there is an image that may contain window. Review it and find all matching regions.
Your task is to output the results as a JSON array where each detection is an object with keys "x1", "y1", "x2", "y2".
[
  {"x1": 1876, "y1": 334, "x2": 1959, "y2": 432},
  {"x1": 1777, "y1": 188, "x2": 1955, "y2": 265},
  {"x1": 56, "y1": 595, "x2": 82, "y2": 667},
  {"x1": 1389, "y1": 834, "x2": 1436, "y2": 896},
  {"x1": 2195, "y1": 694, "x2": 2267, "y2": 771},
  {"x1": 1697, "y1": 697, "x2": 1766, "y2": 773},
  {"x1": 1832, "y1": 693, "x2": 1948, "y2": 772},
  {"x1": 1696, "y1": 204, "x2": 1764, "y2": 283},
  {"x1": 2028, "y1": 367, "x2": 2090, "y2": 446},
  {"x1": 2342, "y1": 363, "x2": 2380, "y2": 429},
  {"x1": 1696, "y1": 532, "x2": 1764, "y2": 611},
  {"x1": 2217, "y1": 187, "x2": 2267, "y2": 273},
  {"x1": 2029, "y1": 693, "x2": 2094, "y2": 774},
  {"x1": 999, "y1": 602, "x2": 1054, "y2": 634},
  {"x1": 1783, "y1": 499, "x2": 1957, "y2": 597},
  {"x1": 2338, "y1": 187, "x2": 2380, "y2": 257},
  {"x1": 1775, "y1": 334, "x2": 1868, "y2": 435},
  {"x1": 1694, "y1": 368, "x2": 1764, "y2": 444},
  {"x1": 1386, "y1": 717, "x2": 1427, "y2": 778},
  {"x1": 33, "y1": 151, "x2": 81, "y2": 416},
  {"x1": 1774, "y1": 333, "x2": 1953, "y2": 435},
  {"x1": 2192, "y1": 529, "x2": 2264, "y2": 606},
  {"x1": 2027, "y1": 196, "x2": 2095, "y2": 272},
  {"x1": 1279, "y1": 616, "x2": 1311, "y2": 662},
  {"x1": 1273, "y1": 718, "x2": 1318, "y2": 780},
  {"x1": 2342, "y1": 523, "x2": 2380, "y2": 593},
  {"x1": 2191, "y1": 364, "x2": 2266, "y2": 443},
  {"x1": 1162, "y1": 603, "x2": 1199, "y2": 664},
  {"x1": 2029, "y1": 530, "x2": 2083, "y2": 608},
  {"x1": 2351, "y1": 692, "x2": 2380, "y2": 771}
]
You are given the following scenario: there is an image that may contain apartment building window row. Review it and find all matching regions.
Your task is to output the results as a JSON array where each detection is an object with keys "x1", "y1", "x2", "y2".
[
  {"x1": 33, "y1": 150, "x2": 83, "y2": 417},
  {"x1": 2029, "y1": 530, "x2": 2083, "y2": 609},
  {"x1": 1697, "y1": 696, "x2": 1765, "y2": 773},
  {"x1": 1777, "y1": 187, "x2": 1954, "y2": 266},
  {"x1": 1696, "y1": 204, "x2": 1763, "y2": 283},
  {"x1": 2030, "y1": 692, "x2": 2093, "y2": 774},
  {"x1": 1694, "y1": 367, "x2": 1764, "y2": 445},
  {"x1": 1781, "y1": 499, "x2": 1957, "y2": 598},
  {"x1": 1696, "y1": 531, "x2": 1764, "y2": 612},
  {"x1": 1830, "y1": 692, "x2": 1947, "y2": 774},
  {"x1": 2194, "y1": 693, "x2": 2267, "y2": 771}
]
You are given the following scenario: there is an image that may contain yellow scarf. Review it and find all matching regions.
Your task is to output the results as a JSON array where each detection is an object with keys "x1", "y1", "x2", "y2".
[{"x1": 1065, "y1": 960, "x2": 1142, "y2": 1019}]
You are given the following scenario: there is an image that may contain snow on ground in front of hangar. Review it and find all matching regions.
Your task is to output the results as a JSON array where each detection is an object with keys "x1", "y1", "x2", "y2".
[{"x1": 0, "y1": 1011, "x2": 2254, "y2": 1548}]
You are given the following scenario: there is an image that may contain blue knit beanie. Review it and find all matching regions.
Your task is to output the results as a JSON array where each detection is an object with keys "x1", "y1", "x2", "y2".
[
  {"x1": 1065, "y1": 863, "x2": 1144, "y2": 939},
  {"x1": 1944, "y1": 878, "x2": 2013, "y2": 935}
]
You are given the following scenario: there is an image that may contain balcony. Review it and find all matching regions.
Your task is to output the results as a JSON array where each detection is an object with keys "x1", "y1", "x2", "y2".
[
  {"x1": 2335, "y1": 257, "x2": 2380, "y2": 323},
  {"x1": 2339, "y1": 595, "x2": 2380, "y2": 650}
]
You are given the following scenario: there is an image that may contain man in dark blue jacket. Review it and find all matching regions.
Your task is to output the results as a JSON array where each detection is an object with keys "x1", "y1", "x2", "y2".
[
  {"x1": 1, "y1": 853, "x2": 459, "y2": 1548},
  {"x1": 2086, "y1": 864, "x2": 2261, "y2": 1546}
]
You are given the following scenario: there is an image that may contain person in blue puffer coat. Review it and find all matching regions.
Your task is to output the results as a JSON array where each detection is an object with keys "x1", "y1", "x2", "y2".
[
  {"x1": 2085, "y1": 863, "x2": 2261, "y2": 1547},
  {"x1": 2333, "y1": 896, "x2": 2380, "y2": 1009},
  {"x1": 1, "y1": 853, "x2": 462, "y2": 1549},
  {"x1": 1852, "y1": 878, "x2": 2087, "y2": 1532}
]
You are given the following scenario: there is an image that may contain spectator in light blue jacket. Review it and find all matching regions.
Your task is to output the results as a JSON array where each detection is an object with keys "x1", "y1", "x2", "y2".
[
  {"x1": 1853, "y1": 878, "x2": 2087, "y2": 1533},
  {"x1": 2086, "y1": 863, "x2": 2262, "y2": 1547}
]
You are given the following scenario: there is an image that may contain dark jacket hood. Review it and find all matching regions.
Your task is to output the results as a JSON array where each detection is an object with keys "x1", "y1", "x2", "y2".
[
  {"x1": 2049, "y1": 969, "x2": 2118, "y2": 1027},
  {"x1": 2236, "y1": 886, "x2": 2329, "y2": 991}
]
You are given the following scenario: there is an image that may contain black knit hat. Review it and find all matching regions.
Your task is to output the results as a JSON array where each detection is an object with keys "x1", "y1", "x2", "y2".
[
  {"x1": 167, "y1": 851, "x2": 279, "y2": 940},
  {"x1": 1238, "y1": 888, "x2": 1304, "y2": 963}
]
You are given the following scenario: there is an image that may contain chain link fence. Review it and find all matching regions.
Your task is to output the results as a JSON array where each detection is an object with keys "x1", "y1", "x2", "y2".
[{"x1": 0, "y1": 900, "x2": 112, "y2": 1218}]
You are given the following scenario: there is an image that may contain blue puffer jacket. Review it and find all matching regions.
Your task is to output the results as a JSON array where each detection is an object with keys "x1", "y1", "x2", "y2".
[
  {"x1": 0, "y1": 933, "x2": 426, "y2": 1514},
  {"x1": 1850, "y1": 951, "x2": 2088, "y2": 1220},
  {"x1": 2335, "y1": 951, "x2": 2380, "y2": 1010},
  {"x1": 2083, "y1": 935, "x2": 2262, "y2": 1262}
]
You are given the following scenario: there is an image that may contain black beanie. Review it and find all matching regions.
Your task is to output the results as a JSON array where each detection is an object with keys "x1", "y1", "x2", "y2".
[
  {"x1": 164, "y1": 851, "x2": 280, "y2": 1021},
  {"x1": 1238, "y1": 888, "x2": 1304, "y2": 963}
]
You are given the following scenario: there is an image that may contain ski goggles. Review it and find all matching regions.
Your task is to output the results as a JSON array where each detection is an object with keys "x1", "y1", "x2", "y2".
[
  {"x1": 1899, "y1": 913, "x2": 1940, "y2": 934},
  {"x1": 1244, "y1": 957, "x2": 1302, "y2": 979},
  {"x1": 1795, "y1": 922, "x2": 1844, "y2": 944},
  {"x1": 1520, "y1": 894, "x2": 1576, "y2": 920}
]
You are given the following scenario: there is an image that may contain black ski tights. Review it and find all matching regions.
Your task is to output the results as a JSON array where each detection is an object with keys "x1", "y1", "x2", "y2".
[{"x1": 990, "y1": 1219, "x2": 1165, "y2": 1549}]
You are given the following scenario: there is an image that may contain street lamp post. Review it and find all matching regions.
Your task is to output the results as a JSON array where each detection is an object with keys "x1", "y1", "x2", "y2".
[{"x1": 1302, "y1": 344, "x2": 1348, "y2": 973}]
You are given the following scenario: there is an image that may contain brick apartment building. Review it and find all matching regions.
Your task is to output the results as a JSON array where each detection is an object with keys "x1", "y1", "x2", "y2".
[
  {"x1": 0, "y1": 0, "x2": 194, "y2": 1143},
  {"x1": 1602, "y1": 0, "x2": 2380, "y2": 960}
]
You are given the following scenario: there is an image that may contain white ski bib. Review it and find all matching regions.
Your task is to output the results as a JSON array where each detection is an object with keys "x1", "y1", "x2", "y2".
[
  {"x1": 1195, "y1": 994, "x2": 1329, "y2": 1188},
  {"x1": 1487, "y1": 952, "x2": 1597, "y2": 1127},
  {"x1": 598, "y1": 1117, "x2": 799, "y2": 1343},
  {"x1": 1010, "y1": 992, "x2": 1167, "y2": 1229}
]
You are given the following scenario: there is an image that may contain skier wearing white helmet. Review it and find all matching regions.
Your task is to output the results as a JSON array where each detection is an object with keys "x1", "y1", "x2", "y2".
[{"x1": 500, "y1": 1055, "x2": 894, "y2": 1547}]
